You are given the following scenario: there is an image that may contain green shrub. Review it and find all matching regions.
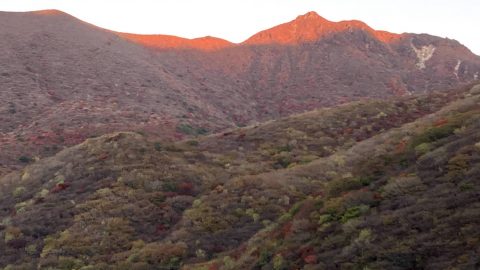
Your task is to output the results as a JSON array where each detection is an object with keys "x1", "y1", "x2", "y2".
[
  {"x1": 196, "y1": 127, "x2": 209, "y2": 135},
  {"x1": 277, "y1": 144, "x2": 292, "y2": 152},
  {"x1": 319, "y1": 214, "x2": 336, "y2": 224},
  {"x1": 314, "y1": 200, "x2": 324, "y2": 209},
  {"x1": 459, "y1": 182, "x2": 474, "y2": 191},
  {"x1": 187, "y1": 140, "x2": 199, "y2": 146},
  {"x1": 25, "y1": 244, "x2": 37, "y2": 256},
  {"x1": 177, "y1": 124, "x2": 195, "y2": 135},
  {"x1": 13, "y1": 187, "x2": 26, "y2": 197},
  {"x1": 273, "y1": 254, "x2": 286, "y2": 270},
  {"x1": 18, "y1": 156, "x2": 32, "y2": 163},
  {"x1": 326, "y1": 178, "x2": 366, "y2": 197},
  {"x1": 341, "y1": 205, "x2": 369, "y2": 223},
  {"x1": 410, "y1": 122, "x2": 459, "y2": 147},
  {"x1": 162, "y1": 181, "x2": 177, "y2": 192},
  {"x1": 414, "y1": 143, "x2": 432, "y2": 156},
  {"x1": 256, "y1": 249, "x2": 273, "y2": 268},
  {"x1": 154, "y1": 142, "x2": 163, "y2": 151},
  {"x1": 274, "y1": 156, "x2": 292, "y2": 168},
  {"x1": 278, "y1": 213, "x2": 292, "y2": 223},
  {"x1": 288, "y1": 201, "x2": 303, "y2": 216},
  {"x1": 56, "y1": 256, "x2": 85, "y2": 270},
  {"x1": 4, "y1": 227, "x2": 22, "y2": 242},
  {"x1": 222, "y1": 256, "x2": 236, "y2": 270},
  {"x1": 447, "y1": 154, "x2": 470, "y2": 173},
  {"x1": 176, "y1": 124, "x2": 208, "y2": 136},
  {"x1": 149, "y1": 194, "x2": 166, "y2": 205}
]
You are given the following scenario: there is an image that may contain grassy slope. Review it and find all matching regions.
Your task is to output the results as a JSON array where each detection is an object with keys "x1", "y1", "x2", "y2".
[{"x1": 0, "y1": 85, "x2": 478, "y2": 269}]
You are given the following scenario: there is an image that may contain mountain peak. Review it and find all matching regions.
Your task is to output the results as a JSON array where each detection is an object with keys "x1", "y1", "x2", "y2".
[
  {"x1": 244, "y1": 11, "x2": 401, "y2": 45},
  {"x1": 296, "y1": 11, "x2": 324, "y2": 21},
  {"x1": 297, "y1": 11, "x2": 322, "y2": 19}
]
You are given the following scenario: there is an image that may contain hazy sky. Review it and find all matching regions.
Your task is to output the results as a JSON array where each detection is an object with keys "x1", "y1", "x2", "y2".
[{"x1": 1, "y1": 0, "x2": 479, "y2": 54}]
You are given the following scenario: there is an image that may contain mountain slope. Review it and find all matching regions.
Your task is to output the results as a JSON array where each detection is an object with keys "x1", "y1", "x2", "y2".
[
  {"x1": 0, "y1": 84, "x2": 478, "y2": 269},
  {"x1": 1, "y1": 10, "x2": 480, "y2": 177},
  {"x1": 193, "y1": 84, "x2": 480, "y2": 270},
  {"x1": 0, "y1": 10, "x2": 239, "y2": 176},
  {"x1": 121, "y1": 11, "x2": 480, "y2": 122}
]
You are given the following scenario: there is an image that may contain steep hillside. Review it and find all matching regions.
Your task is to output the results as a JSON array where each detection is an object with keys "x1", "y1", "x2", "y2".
[
  {"x1": 192, "y1": 84, "x2": 480, "y2": 270},
  {"x1": 0, "y1": 84, "x2": 478, "y2": 269},
  {"x1": 1, "y1": 10, "x2": 480, "y2": 177},
  {"x1": 0, "y1": 10, "x2": 237, "y2": 176}
]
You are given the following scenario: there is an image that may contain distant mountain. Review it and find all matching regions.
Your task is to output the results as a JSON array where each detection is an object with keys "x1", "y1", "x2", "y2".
[{"x1": 0, "y1": 10, "x2": 479, "y2": 176}]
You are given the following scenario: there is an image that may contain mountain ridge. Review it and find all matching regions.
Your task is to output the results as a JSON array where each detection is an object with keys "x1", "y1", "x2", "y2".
[
  {"x1": 243, "y1": 11, "x2": 402, "y2": 46},
  {"x1": 10, "y1": 9, "x2": 479, "y2": 56},
  {"x1": 6, "y1": 10, "x2": 412, "y2": 52}
]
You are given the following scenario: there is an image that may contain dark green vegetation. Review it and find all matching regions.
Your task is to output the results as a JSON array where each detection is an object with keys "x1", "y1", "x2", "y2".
[{"x1": 0, "y1": 85, "x2": 479, "y2": 269}]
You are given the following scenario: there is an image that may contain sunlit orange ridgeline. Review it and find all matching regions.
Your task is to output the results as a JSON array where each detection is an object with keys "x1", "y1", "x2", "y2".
[
  {"x1": 243, "y1": 11, "x2": 402, "y2": 45},
  {"x1": 32, "y1": 9, "x2": 66, "y2": 16},
  {"x1": 118, "y1": 33, "x2": 234, "y2": 51},
  {"x1": 34, "y1": 9, "x2": 401, "y2": 50},
  {"x1": 118, "y1": 11, "x2": 401, "y2": 51}
]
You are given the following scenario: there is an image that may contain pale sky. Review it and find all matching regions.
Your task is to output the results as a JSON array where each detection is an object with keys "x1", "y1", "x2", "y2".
[{"x1": 1, "y1": 0, "x2": 479, "y2": 55}]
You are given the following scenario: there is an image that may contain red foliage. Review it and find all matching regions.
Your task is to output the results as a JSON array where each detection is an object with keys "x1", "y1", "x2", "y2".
[
  {"x1": 230, "y1": 244, "x2": 247, "y2": 259},
  {"x1": 211, "y1": 244, "x2": 225, "y2": 253},
  {"x1": 155, "y1": 224, "x2": 167, "y2": 235},
  {"x1": 300, "y1": 245, "x2": 318, "y2": 264},
  {"x1": 294, "y1": 200, "x2": 315, "y2": 219},
  {"x1": 343, "y1": 128, "x2": 353, "y2": 135},
  {"x1": 373, "y1": 192, "x2": 383, "y2": 201},
  {"x1": 303, "y1": 254, "x2": 318, "y2": 264},
  {"x1": 208, "y1": 263, "x2": 220, "y2": 270},
  {"x1": 299, "y1": 246, "x2": 314, "y2": 256},
  {"x1": 164, "y1": 192, "x2": 178, "y2": 198},
  {"x1": 97, "y1": 153, "x2": 109, "y2": 161},
  {"x1": 395, "y1": 139, "x2": 407, "y2": 153},
  {"x1": 434, "y1": 118, "x2": 449, "y2": 127},
  {"x1": 177, "y1": 182, "x2": 194, "y2": 195},
  {"x1": 51, "y1": 183, "x2": 70, "y2": 193},
  {"x1": 280, "y1": 222, "x2": 293, "y2": 237},
  {"x1": 75, "y1": 185, "x2": 87, "y2": 194},
  {"x1": 174, "y1": 132, "x2": 184, "y2": 140}
]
